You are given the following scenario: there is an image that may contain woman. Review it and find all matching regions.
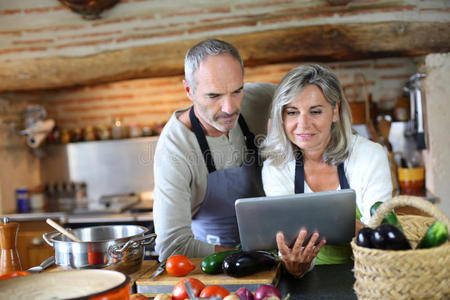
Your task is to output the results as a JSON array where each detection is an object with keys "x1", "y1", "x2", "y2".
[{"x1": 261, "y1": 64, "x2": 392, "y2": 277}]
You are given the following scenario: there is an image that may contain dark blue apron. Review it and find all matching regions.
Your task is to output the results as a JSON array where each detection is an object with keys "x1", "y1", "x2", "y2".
[
  {"x1": 189, "y1": 107, "x2": 264, "y2": 247},
  {"x1": 295, "y1": 152, "x2": 350, "y2": 193},
  {"x1": 294, "y1": 151, "x2": 353, "y2": 264}
]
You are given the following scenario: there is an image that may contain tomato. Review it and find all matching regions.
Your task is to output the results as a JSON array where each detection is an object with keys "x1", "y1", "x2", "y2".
[
  {"x1": 166, "y1": 254, "x2": 196, "y2": 277},
  {"x1": 199, "y1": 285, "x2": 230, "y2": 299},
  {"x1": 172, "y1": 278, "x2": 206, "y2": 300}
]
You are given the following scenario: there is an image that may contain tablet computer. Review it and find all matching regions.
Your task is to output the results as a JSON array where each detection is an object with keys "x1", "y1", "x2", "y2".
[{"x1": 235, "y1": 189, "x2": 356, "y2": 251}]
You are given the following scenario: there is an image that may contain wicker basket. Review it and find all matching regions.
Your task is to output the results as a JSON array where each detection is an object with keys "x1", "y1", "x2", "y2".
[{"x1": 351, "y1": 196, "x2": 450, "y2": 300}]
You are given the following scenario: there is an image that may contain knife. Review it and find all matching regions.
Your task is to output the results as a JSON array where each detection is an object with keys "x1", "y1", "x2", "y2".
[
  {"x1": 27, "y1": 256, "x2": 55, "y2": 273},
  {"x1": 148, "y1": 259, "x2": 166, "y2": 279}
]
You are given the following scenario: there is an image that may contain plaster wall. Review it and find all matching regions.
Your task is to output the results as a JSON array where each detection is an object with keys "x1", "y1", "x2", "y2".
[{"x1": 424, "y1": 53, "x2": 450, "y2": 216}]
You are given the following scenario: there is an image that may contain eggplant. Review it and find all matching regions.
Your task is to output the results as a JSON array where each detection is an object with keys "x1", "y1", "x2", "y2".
[
  {"x1": 222, "y1": 250, "x2": 278, "y2": 277},
  {"x1": 356, "y1": 227, "x2": 374, "y2": 248},
  {"x1": 370, "y1": 224, "x2": 411, "y2": 250}
]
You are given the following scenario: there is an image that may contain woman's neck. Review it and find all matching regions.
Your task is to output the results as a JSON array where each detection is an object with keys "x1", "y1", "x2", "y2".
[{"x1": 302, "y1": 149, "x2": 324, "y2": 164}]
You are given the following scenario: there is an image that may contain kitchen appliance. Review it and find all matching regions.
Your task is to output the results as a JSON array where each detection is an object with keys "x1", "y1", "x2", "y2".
[
  {"x1": 404, "y1": 73, "x2": 427, "y2": 150},
  {"x1": 0, "y1": 269, "x2": 130, "y2": 299},
  {"x1": 43, "y1": 225, "x2": 156, "y2": 274}
]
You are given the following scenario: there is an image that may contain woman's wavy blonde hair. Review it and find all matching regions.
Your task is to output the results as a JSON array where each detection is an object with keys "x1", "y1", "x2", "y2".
[{"x1": 261, "y1": 64, "x2": 353, "y2": 166}]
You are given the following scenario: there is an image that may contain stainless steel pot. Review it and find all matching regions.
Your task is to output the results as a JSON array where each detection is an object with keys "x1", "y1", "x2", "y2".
[{"x1": 43, "y1": 225, "x2": 156, "y2": 274}]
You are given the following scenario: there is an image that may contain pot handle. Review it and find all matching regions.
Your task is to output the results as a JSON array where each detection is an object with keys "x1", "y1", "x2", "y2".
[
  {"x1": 110, "y1": 233, "x2": 157, "y2": 255},
  {"x1": 42, "y1": 231, "x2": 61, "y2": 247}
]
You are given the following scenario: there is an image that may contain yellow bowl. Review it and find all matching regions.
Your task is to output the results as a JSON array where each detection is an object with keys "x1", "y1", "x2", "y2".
[{"x1": 398, "y1": 167, "x2": 425, "y2": 190}]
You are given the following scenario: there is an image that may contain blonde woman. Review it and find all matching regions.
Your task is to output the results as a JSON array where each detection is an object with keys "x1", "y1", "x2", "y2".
[{"x1": 261, "y1": 64, "x2": 392, "y2": 277}]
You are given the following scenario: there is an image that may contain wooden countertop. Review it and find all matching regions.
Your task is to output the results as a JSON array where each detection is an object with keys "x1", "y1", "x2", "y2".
[{"x1": 136, "y1": 258, "x2": 281, "y2": 297}]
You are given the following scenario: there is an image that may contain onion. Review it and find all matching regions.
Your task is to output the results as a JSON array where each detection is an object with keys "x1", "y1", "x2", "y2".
[
  {"x1": 224, "y1": 295, "x2": 241, "y2": 300},
  {"x1": 235, "y1": 287, "x2": 254, "y2": 300},
  {"x1": 254, "y1": 285, "x2": 281, "y2": 300}
]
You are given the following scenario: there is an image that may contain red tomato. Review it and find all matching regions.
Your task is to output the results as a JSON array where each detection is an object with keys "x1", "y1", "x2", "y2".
[
  {"x1": 199, "y1": 285, "x2": 230, "y2": 299},
  {"x1": 166, "y1": 254, "x2": 196, "y2": 277},
  {"x1": 172, "y1": 278, "x2": 206, "y2": 300}
]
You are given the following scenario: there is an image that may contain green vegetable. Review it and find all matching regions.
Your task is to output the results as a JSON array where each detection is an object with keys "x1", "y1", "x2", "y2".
[
  {"x1": 370, "y1": 201, "x2": 402, "y2": 230},
  {"x1": 201, "y1": 249, "x2": 241, "y2": 274},
  {"x1": 356, "y1": 206, "x2": 362, "y2": 221},
  {"x1": 417, "y1": 221, "x2": 448, "y2": 249}
]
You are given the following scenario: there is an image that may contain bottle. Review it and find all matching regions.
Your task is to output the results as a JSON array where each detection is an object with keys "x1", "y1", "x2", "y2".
[
  {"x1": 16, "y1": 188, "x2": 30, "y2": 213},
  {"x1": 0, "y1": 217, "x2": 22, "y2": 275},
  {"x1": 29, "y1": 186, "x2": 45, "y2": 212},
  {"x1": 111, "y1": 117, "x2": 125, "y2": 139}
]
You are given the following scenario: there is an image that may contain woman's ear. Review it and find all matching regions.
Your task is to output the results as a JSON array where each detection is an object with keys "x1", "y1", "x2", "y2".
[{"x1": 332, "y1": 101, "x2": 340, "y2": 122}]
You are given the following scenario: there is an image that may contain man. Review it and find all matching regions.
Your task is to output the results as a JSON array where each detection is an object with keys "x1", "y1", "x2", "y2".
[{"x1": 153, "y1": 39, "x2": 275, "y2": 261}]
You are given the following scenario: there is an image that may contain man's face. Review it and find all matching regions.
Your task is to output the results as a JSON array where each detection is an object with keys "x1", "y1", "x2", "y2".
[{"x1": 184, "y1": 53, "x2": 244, "y2": 136}]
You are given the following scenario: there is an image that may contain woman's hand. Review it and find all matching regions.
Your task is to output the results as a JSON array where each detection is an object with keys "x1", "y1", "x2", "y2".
[
  {"x1": 355, "y1": 220, "x2": 365, "y2": 234},
  {"x1": 276, "y1": 229, "x2": 326, "y2": 278}
]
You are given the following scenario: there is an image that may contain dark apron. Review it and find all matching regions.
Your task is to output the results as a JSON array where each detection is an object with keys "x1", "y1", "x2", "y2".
[
  {"x1": 189, "y1": 107, "x2": 265, "y2": 247},
  {"x1": 294, "y1": 152, "x2": 353, "y2": 264},
  {"x1": 295, "y1": 152, "x2": 350, "y2": 193}
]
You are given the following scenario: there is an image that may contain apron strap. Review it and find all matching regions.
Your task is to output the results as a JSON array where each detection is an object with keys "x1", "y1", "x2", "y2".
[
  {"x1": 238, "y1": 115, "x2": 257, "y2": 152},
  {"x1": 294, "y1": 151, "x2": 305, "y2": 194},
  {"x1": 189, "y1": 106, "x2": 216, "y2": 173},
  {"x1": 189, "y1": 106, "x2": 257, "y2": 174},
  {"x1": 338, "y1": 163, "x2": 350, "y2": 189},
  {"x1": 294, "y1": 150, "x2": 349, "y2": 193}
]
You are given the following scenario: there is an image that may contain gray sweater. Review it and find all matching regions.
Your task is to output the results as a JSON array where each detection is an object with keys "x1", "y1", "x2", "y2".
[{"x1": 153, "y1": 82, "x2": 276, "y2": 261}]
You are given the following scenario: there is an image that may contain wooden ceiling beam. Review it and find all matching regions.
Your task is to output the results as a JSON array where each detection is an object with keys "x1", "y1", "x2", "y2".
[{"x1": 0, "y1": 21, "x2": 449, "y2": 92}]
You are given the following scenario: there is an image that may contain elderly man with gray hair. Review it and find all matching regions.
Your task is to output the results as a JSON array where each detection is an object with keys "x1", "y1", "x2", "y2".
[{"x1": 153, "y1": 39, "x2": 275, "y2": 261}]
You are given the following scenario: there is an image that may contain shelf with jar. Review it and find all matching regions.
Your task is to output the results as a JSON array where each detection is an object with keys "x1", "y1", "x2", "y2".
[{"x1": 45, "y1": 120, "x2": 166, "y2": 145}]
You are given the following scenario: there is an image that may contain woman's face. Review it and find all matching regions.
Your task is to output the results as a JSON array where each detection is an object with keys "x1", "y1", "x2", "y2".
[{"x1": 282, "y1": 84, "x2": 339, "y2": 156}]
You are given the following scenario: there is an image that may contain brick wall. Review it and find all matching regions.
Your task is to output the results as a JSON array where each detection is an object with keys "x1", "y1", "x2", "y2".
[{"x1": 1, "y1": 57, "x2": 417, "y2": 131}]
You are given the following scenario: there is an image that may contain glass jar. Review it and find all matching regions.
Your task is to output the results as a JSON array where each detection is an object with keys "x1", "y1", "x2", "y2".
[
  {"x1": 83, "y1": 126, "x2": 96, "y2": 141},
  {"x1": 111, "y1": 117, "x2": 125, "y2": 139},
  {"x1": 128, "y1": 123, "x2": 142, "y2": 138},
  {"x1": 16, "y1": 188, "x2": 30, "y2": 213},
  {"x1": 97, "y1": 125, "x2": 111, "y2": 140}
]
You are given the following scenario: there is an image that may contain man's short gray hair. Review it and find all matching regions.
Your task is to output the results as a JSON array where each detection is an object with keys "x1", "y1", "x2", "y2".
[
  {"x1": 184, "y1": 39, "x2": 244, "y2": 91},
  {"x1": 261, "y1": 64, "x2": 353, "y2": 166}
]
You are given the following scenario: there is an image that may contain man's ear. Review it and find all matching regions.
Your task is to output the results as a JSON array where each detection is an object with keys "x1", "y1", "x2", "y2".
[{"x1": 183, "y1": 79, "x2": 194, "y2": 102}]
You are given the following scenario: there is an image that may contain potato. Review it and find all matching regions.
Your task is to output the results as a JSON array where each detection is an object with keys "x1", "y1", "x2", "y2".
[{"x1": 130, "y1": 293, "x2": 149, "y2": 300}]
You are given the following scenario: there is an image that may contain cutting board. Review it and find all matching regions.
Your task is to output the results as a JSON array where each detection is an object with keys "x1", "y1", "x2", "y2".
[{"x1": 136, "y1": 258, "x2": 281, "y2": 297}]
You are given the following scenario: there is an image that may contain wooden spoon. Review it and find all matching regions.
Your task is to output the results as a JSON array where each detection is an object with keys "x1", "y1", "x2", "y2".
[{"x1": 46, "y1": 218, "x2": 82, "y2": 242}]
